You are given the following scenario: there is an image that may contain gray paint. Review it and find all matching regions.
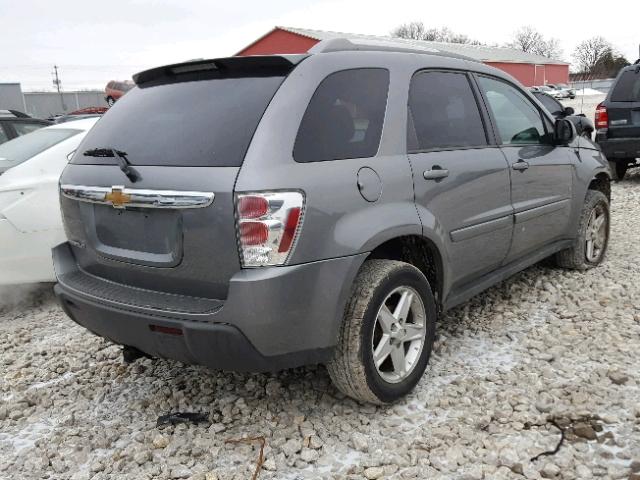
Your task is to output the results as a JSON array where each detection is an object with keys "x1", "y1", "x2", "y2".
[
  {"x1": 0, "y1": 83, "x2": 25, "y2": 111},
  {"x1": 55, "y1": 48, "x2": 609, "y2": 368}
]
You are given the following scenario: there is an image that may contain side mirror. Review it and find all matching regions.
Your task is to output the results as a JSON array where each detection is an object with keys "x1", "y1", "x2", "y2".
[
  {"x1": 564, "y1": 106, "x2": 575, "y2": 116},
  {"x1": 554, "y1": 118, "x2": 576, "y2": 145}
]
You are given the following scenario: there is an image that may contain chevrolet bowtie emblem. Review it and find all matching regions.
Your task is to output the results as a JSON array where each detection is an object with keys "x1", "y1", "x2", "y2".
[{"x1": 104, "y1": 187, "x2": 131, "y2": 208}]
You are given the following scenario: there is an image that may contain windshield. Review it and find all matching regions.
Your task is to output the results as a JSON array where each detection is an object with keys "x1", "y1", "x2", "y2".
[
  {"x1": 73, "y1": 75, "x2": 285, "y2": 167},
  {"x1": 0, "y1": 128, "x2": 80, "y2": 173},
  {"x1": 610, "y1": 70, "x2": 640, "y2": 102}
]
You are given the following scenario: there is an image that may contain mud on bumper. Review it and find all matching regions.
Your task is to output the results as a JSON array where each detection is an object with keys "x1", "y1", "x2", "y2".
[{"x1": 53, "y1": 243, "x2": 366, "y2": 372}]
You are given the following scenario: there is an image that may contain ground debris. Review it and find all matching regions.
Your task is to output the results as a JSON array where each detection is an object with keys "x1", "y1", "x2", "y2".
[
  {"x1": 225, "y1": 436, "x2": 266, "y2": 480},
  {"x1": 156, "y1": 411, "x2": 210, "y2": 428}
]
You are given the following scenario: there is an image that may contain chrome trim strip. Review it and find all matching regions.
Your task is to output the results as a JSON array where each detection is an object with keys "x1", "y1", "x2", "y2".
[{"x1": 60, "y1": 184, "x2": 215, "y2": 209}]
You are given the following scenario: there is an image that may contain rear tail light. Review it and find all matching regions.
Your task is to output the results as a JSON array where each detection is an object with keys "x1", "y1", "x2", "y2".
[
  {"x1": 595, "y1": 103, "x2": 609, "y2": 129},
  {"x1": 235, "y1": 191, "x2": 305, "y2": 267}
]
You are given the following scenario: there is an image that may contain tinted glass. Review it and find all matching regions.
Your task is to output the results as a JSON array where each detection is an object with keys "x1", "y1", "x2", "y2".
[
  {"x1": 533, "y1": 92, "x2": 563, "y2": 115},
  {"x1": 479, "y1": 77, "x2": 547, "y2": 145},
  {"x1": 74, "y1": 76, "x2": 285, "y2": 167},
  {"x1": 0, "y1": 125, "x2": 8, "y2": 144},
  {"x1": 294, "y1": 69, "x2": 389, "y2": 163},
  {"x1": 611, "y1": 70, "x2": 640, "y2": 102},
  {"x1": 408, "y1": 71, "x2": 487, "y2": 151},
  {"x1": 12, "y1": 122, "x2": 45, "y2": 136},
  {"x1": 0, "y1": 128, "x2": 80, "y2": 172}
]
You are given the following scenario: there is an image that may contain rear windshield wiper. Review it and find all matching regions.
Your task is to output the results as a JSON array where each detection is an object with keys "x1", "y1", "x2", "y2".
[{"x1": 83, "y1": 147, "x2": 142, "y2": 183}]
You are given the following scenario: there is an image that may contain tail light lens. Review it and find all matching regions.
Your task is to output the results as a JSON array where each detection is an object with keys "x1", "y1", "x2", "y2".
[
  {"x1": 235, "y1": 191, "x2": 305, "y2": 267},
  {"x1": 595, "y1": 103, "x2": 609, "y2": 129}
]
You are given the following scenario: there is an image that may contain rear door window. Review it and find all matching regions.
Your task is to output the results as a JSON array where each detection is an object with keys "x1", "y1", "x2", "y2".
[
  {"x1": 74, "y1": 75, "x2": 286, "y2": 167},
  {"x1": 408, "y1": 71, "x2": 487, "y2": 151},
  {"x1": 293, "y1": 68, "x2": 389, "y2": 163},
  {"x1": 611, "y1": 70, "x2": 640, "y2": 102}
]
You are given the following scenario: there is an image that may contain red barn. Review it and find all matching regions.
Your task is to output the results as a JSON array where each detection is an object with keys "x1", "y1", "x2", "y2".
[{"x1": 238, "y1": 27, "x2": 569, "y2": 87}]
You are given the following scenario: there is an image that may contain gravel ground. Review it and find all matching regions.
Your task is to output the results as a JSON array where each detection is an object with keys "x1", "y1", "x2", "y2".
[{"x1": 1, "y1": 171, "x2": 639, "y2": 480}]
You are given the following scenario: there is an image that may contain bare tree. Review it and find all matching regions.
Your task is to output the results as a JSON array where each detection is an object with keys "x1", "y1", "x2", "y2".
[
  {"x1": 391, "y1": 22, "x2": 481, "y2": 45},
  {"x1": 391, "y1": 21, "x2": 426, "y2": 41},
  {"x1": 572, "y1": 36, "x2": 613, "y2": 74},
  {"x1": 508, "y1": 26, "x2": 563, "y2": 59}
]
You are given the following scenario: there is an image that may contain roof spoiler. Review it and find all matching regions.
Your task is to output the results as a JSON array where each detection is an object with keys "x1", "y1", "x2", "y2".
[
  {"x1": 308, "y1": 37, "x2": 477, "y2": 62},
  {"x1": 133, "y1": 55, "x2": 308, "y2": 85}
]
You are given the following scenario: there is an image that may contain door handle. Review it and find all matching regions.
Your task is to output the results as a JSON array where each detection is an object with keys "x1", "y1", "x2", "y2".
[
  {"x1": 423, "y1": 167, "x2": 449, "y2": 180},
  {"x1": 512, "y1": 160, "x2": 530, "y2": 171}
]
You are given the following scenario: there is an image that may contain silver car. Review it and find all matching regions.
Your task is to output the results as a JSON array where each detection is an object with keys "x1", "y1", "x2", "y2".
[{"x1": 54, "y1": 39, "x2": 611, "y2": 403}]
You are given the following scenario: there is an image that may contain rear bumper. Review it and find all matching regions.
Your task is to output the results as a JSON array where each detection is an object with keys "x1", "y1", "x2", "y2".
[
  {"x1": 53, "y1": 243, "x2": 366, "y2": 372},
  {"x1": 596, "y1": 135, "x2": 640, "y2": 160}
]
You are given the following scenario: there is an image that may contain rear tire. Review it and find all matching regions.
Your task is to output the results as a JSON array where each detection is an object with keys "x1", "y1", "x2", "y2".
[
  {"x1": 555, "y1": 190, "x2": 609, "y2": 270},
  {"x1": 609, "y1": 160, "x2": 628, "y2": 181},
  {"x1": 327, "y1": 260, "x2": 436, "y2": 404}
]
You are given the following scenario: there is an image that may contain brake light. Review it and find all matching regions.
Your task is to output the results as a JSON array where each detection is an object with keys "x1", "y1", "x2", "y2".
[
  {"x1": 238, "y1": 195, "x2": 269, "y2": 219},
  {"x1": 235, "y1": 191, "x2": 305, "y2": 267},
  {"x1": 595, "y1": 103, "x2": 609, "y2": 129}
]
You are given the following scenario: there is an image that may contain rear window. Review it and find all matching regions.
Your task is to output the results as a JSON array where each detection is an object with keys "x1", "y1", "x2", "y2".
[
  {"x1": 74, "y1": 76, "x2": 285, "y2": 167},
  {"x1": 293, "y1": 68, "x2": 389, "y2": 163},
  {"x1": 0, "y1": 128, "x2": 80, "y2": 172},
  {"x1": 611, "y1": 70, "x2": 640, "y2": 102}
]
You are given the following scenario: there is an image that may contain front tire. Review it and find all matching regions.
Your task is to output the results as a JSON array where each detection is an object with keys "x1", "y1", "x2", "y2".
[
  {"x1": 555, "y1": 190, "x2": 610, "y2": 270},
  {"x1": 327, "y1": 260, "x2": 436, "y2": 404},
  {"x1": 106, "y1": 96, "x2": 115, "y2": 107}
]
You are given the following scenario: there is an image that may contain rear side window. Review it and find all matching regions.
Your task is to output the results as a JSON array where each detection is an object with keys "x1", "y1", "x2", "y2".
[
  {"x1": 74, "y1": 76, "x2": 285, "y2": 167},
  {"x1": 0, "y1": 128, "x2": 80, "y2": 172},
  {"x1": 294, "y1": 69, "x2": 389, "y2": 163},
  {"x1": 408, "y1": 71, "x2": 487, "y2": 151},
  {"x1": 12, "y1": 122, "x2": 45, "y2": 136},
  {"x1": 611, "y1": 70, "x2": 640, "y2": 102}
]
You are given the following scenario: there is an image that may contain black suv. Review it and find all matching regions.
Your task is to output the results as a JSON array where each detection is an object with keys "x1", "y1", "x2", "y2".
[
  {"x1": 596, "y1": 63, "x2": 640, "y2": 180},
  {"x1": 0, "y1": 110, "x2": 50, "y2": 145}
]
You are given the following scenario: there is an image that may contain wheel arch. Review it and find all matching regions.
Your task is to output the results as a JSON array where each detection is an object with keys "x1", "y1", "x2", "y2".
[
  {"x1": 588, "y1": 171, "x2": 611, "y2": 201},
  {"x1": 365, "y1": 234, "x2": 445, "y2": 313}
]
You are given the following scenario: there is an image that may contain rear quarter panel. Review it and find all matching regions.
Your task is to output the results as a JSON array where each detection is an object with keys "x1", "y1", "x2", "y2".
[{"x1": 235, "y1": 53, "x2": 424, "y2": 264}]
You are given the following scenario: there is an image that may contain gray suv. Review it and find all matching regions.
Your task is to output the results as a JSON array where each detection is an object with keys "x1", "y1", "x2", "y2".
[{"x1": 54, "y1": 39, "x2": 611, "y2": 404}]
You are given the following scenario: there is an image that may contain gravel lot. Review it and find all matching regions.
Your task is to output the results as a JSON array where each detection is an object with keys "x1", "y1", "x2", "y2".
[{"x1": 1, "y1": 163, "x2": 639, "y2": 479}]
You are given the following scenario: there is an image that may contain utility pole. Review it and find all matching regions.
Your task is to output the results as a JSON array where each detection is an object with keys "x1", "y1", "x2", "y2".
[{"x1": 52, "y1": 65, "x2": 67, "y2": 112}]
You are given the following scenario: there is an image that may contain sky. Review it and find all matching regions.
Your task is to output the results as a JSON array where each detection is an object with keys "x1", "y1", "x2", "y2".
[{"x1": 1, "y1": 0, "x2": 638, "y2": 91}]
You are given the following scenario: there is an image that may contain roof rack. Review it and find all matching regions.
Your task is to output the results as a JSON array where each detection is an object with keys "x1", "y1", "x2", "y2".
[{"x1": 308, "y1": 38, "x2": 477, "y2": 62}]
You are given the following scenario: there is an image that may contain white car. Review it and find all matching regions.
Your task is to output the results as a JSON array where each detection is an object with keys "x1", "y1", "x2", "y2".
[
  {"x1": 0, "y1": 117, "x2": 99, "y2": 284},
  {"x1": 535, "y1": 85, "x2": 564, "y2": 99}
]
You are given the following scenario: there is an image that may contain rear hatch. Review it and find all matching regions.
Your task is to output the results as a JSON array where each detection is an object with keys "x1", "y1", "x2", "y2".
[
  {"x1": 59, "y1": 56, "x2": 303, "y2": 301},
  {"x1": 607, "y1": 67, "x2": 640, "y2": 139}
]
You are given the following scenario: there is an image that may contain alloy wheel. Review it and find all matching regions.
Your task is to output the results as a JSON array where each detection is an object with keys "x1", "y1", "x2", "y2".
[
  {"x1": 371, "y1": 286, "x2": 427, "y2": 383},
  {"x1": 585, "y1": 205, "x2": 608, "y2": 262}
]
